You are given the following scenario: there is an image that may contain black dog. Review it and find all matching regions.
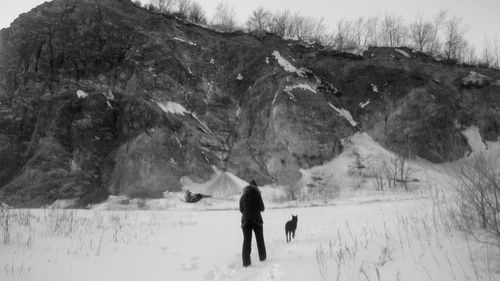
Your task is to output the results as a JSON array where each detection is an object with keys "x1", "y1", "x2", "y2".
[{"x1": 285, "y1": 215, "x2": 298, "y2": 243}]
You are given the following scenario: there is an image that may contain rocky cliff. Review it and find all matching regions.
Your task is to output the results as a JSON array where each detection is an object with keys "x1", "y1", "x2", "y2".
[{"x1": 0, "y1": 0, "x2": 499, "y2": 207}]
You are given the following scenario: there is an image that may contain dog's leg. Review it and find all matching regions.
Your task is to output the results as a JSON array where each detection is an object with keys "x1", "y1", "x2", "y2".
[{"x1": 292, "y1": 230, "x2": 295, "y2": 239}]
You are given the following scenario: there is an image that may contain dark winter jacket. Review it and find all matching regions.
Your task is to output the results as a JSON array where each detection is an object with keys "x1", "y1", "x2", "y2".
[{"x1": 239, "y1": 184, "x2": 265, "y2": 226}]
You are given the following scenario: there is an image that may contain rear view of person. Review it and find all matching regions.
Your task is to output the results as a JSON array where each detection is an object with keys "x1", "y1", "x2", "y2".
[{"x1": 239, "y1": 179, "x2": 266, "y2": 267}]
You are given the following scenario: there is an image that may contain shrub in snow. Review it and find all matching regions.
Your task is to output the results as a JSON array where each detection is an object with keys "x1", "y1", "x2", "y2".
[{"x1": 448, "y1": 151, "x2": 500, "y2": 241}]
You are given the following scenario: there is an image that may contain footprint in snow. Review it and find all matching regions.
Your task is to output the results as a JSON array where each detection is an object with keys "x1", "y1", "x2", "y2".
[
  {"x1": 204, "y1": 258, "x2": 282, "y2": 281},
  {"x1": 256, "y1": 262, "x2": 282, "y2": 281}
]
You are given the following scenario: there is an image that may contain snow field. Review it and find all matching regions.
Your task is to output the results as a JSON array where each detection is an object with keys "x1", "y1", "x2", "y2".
[{"x1": 1, "y1": 194, "x2": 498, "y2": 281}]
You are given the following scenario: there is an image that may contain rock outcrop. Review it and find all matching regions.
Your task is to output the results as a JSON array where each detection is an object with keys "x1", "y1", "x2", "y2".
[{"x1": 0, "y1": 0, "x2": 499, "y2": 207}]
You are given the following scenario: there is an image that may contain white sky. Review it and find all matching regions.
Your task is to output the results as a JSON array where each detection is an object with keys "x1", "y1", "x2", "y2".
[{"x1": 1, "y1": 0, "x2": 499, "y2": 52}]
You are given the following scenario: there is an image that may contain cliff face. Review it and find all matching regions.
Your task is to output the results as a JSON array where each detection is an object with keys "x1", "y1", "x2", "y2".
[{"x1": 0, "y1": 0, "x2": 499, "y2": 207}]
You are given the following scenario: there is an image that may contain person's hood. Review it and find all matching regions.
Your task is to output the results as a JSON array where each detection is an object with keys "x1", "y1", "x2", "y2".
[{"x1": 242, "y1": 184, "x2": 260, "y2": 195}]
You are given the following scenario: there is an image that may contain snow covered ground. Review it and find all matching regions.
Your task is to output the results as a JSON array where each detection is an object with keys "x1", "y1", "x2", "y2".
[
  {"x1": 1, "y1": 127, "x2": 499, "y2": 281},
  {"x1": 1, "y1": 194, "x2": 498, "y2": 281}
]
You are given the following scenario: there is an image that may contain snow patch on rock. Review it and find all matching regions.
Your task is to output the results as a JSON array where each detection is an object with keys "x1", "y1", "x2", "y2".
[
  {"x1": 395, "y1": 48, "x2": 411, "y2": 58},
  {"x1": 103, "y1": 90, "x2": 114, "y2": 100},
  {"x1": 76, "y1": 90, "x2": 88, "y2": 99},
  {"x1": 173, "y1": 37, "x2": 197, "y2": 46},
  {"x1": 272, "y1": 91, "x2": 280, "y2": 104},
  {"x1": 462, "y1": 126, "x2": 487, "y2": 153},
  {"x1": 157, "y1": 101, "x2": 188, "y2": 115},
  {"x1": 359, "y1": 100, "x2": 370, "y2": 108},
  {"x1": 286, "y1": 83, "x2": 317, "y2": 93},
  {"x1": 272, "y1": 51, "x2": 304, "y2": 77},
  {"x1": 283, "y1": 87, "x2": 297, "y2": 102},
  {"x1": 328, "y1": 103, "x2": 357, "y2": 127}
]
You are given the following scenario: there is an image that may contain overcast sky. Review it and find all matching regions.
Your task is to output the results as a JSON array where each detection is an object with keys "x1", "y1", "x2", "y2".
[{"x1": 1, "y1": 0, "x2": 499, "y2": 52}]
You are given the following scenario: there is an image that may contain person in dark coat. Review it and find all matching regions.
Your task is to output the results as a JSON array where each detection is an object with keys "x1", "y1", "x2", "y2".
[{"x1": 239, "y1": 179, "x2": 266, "y2": 267}]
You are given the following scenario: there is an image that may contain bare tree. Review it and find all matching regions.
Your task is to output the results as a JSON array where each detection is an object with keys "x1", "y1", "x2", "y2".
[
  {"x1": 288, "y1": 12, "x2": 307, "y2": 40},
  {"x1": 187, "y1": 1, "x2": 206, "y2": 24},
  {"x1": 288, "y1": 13, "x2": 323, "y2": 41},
  {"x1": 380, "y1": 14, "x2": 408, "y2": 47},
  {"x1": 177, "y1": 0, "x2": 191, "y2": 18},
  {"x1": 211, "y1": 1, "x2": 237, "y2": 32},
  {"x1": 493, "y1": 38, "x2": 500, "y2": 69},
  {"x1": 246, "y1": 7, "x2": 271, "y2": 32},
  {"x1": 310, "y1": 18, "x2": 328, "y2": 43},
  {"x1": 368, "y1": 159, "x2": 387, "y2": 191},
  {"x1": 463, "y1": 44, "x2": 478, "y2": 65},
  {"x1": 352, "y1": 17, "x2": 370, "y2": 48},
  {"x1": 443, "y1": 16, "x2": 467, "y2": 60},
  {"x1": 456, "y1": 39, "x2": 472, "y2": 63},
  {"x1": 332, "y1": 19, "x2": 356, "y2": 51},
  {"x1": 428, "y1": 10, "x2": 447, "y2": 56},
  {"x1": 150, "y1": 0, "x2": 177, "y2": 14},
  {"x1": 409, "y1": 15, "x2": 434, "y2": 52},
  {"x1": 269, "y1": 10, "x2": 291, "y2": 37},
  {"x1": 482, "y1": 37, "x2": 494, "y2": 67},
  {"x1": 364, "y1": 16, "x2": 380, "y2": 46}
]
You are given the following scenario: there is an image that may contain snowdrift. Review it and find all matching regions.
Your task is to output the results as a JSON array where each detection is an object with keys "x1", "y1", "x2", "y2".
[{"x1": 182, "y1": 171, "x2": 249, "y2": 198}]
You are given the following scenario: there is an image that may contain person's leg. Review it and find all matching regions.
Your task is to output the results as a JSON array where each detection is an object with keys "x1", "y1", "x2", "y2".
[
  {"x1": 254, "y1": 224, "x2": 267, "y2": 261},
  {"x1": 242, "y1": 224, "x2": 253, "y2": 266}
]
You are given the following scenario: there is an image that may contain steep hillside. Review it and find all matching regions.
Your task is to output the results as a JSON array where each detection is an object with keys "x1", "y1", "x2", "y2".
[{"x1": 0, "y1": 0, "x2": 499, "y2": 207}]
